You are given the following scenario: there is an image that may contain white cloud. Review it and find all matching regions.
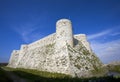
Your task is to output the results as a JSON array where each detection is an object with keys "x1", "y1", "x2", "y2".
[
  {"x1": 11, "y1": 23, "x2": 44, "y2": 43},
  {"x1": 90, "y1": 39, "x2": 120, "y2": 64},
  {"x1": 110, "y1": 32, "x2": 120, "y2": 36},
  {"x1": 88, "y1": 29, "x2": 112, "y2": 40},
  {"x1": 87, "y1": 27, "x2": 120, "y2": 63}
]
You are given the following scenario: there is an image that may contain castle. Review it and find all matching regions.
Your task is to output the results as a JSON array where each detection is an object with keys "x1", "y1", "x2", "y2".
[{"x1": 8, "y1": 19, "x2": 103, "y2": 77}]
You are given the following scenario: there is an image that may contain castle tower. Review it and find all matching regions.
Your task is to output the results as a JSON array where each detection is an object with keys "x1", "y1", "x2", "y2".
[{"x1": 56, "y1": 19, "x2": 74, "y2": 49}]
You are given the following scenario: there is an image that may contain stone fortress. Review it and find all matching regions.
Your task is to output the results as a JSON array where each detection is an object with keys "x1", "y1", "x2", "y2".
[{"x1": 8, "y1": 19, "x2": 103, "y2": 77}]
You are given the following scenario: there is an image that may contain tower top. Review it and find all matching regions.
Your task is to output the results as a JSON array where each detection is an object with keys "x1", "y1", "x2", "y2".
[{"x1": 56, "y1": 19, "x2": 71, "y2": 27}]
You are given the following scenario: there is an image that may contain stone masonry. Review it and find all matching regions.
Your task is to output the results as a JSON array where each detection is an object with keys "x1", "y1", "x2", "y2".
[{"x1": 8, "y1": 19, "x2": 103, "y2": 77}]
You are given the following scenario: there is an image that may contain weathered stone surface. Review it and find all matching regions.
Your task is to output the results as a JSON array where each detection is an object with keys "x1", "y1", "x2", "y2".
[{"x1": 8, "y1": 19, "x2": 103, "y2": 77}]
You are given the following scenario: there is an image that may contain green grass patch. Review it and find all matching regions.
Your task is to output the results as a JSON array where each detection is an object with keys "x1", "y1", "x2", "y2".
[
  {"x1": 2, "y1": 66, "x2": 120, "y2": 82},
  {"x1": 108, "y1": 65, "x2": 120, "y2": 73},
  {"x1": 90, "y1": 66, "x2": 108, "y2": 77},
  {"x1": 3, "y1": 66, "x2": 71, "y2": 78}
]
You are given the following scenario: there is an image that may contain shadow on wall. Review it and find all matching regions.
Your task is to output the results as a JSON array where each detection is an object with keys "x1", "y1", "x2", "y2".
[{"x1": 74, "y1": 38, "x2": 79, "y2": 46}]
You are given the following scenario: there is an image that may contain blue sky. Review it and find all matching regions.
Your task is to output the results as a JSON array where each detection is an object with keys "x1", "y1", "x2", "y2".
[{"x1": 0, "y1": 0, "x2": 120, "y2": 63}]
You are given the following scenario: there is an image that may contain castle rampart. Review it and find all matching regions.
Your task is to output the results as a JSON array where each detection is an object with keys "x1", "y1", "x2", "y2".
[
  {"x1": 27, "y1": 33, "x2": 56, "y2": 50},
  {"x1": 8, "y1": 19, "x2": 103, "y2": 78}
]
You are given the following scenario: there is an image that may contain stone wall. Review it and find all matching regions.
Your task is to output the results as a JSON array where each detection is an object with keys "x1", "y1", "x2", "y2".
[
  {"x1": 8, "y1": 50, "x2": 20, "y2": 68},
  {"x1": 28, "y1": 33, "x2": 56, "y2": 50},
  {"x1": 56, "y1": 19, "x2": 73, "y2": 50},
  {"x1": 8, "y1": 19, "x2": 103, "y2": 78},
  {"x1": 74, "y1": 34, "x2": 92, "y2": 52}
]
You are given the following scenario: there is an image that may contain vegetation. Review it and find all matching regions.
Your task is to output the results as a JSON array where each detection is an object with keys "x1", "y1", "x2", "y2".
[
  {"x1": 0, "y1": 63, "x2": 8, "y2": 66},
  {"x1": 2, "y1": 66, "x2": 120, "y2": 82},
  {"x1": 90, "y1": 66, "x2": 107, "y2": 77},
  {"x1": 82, "y1": 50, "x2": 90, "y2": 55},
  {"x1": 3, "y1": 66, "x2": 71, "y2": 78},
  {"x1": 107, "y1": 65, "x2": 120, "y2": 73},
  {"x1": 0, "y1": 67, "x2": 12, "y2": 82}
]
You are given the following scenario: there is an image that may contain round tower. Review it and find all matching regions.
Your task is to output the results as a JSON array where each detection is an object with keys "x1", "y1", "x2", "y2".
[{"x1": 56, "y1": 19, "x2": 74, "y2": 49}]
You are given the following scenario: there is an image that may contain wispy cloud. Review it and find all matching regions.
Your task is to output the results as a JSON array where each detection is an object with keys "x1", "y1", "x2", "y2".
[
  {"x1": 88, "y1": 27, "x2": 120, "y2": 63},
  {"x1": 91, "y1": 39, "x2": 120, "y2": 64},
  {"x1": 11, "y1": 23, "x2": 44, "y2": 43},
  {"x1": 88, "y1": 29, "x2": 112, "y2": 40},
  {"x1": 88, "y1": 25, "x2": 120, "y2": 40},
  {"x1": 10, "y1": 12, "x2": 50, "y2": 43},
  {"x1": 110, "y1": 32, "x2": 120, "y2": 36}
]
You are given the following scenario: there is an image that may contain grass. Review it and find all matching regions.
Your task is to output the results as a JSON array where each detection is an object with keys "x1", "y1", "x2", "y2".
[
  {"x1": 0, "y1": 67, "x2": 12, "y2": 82},
  {"x1": 90, "y1": 66, "x2": 108, "y2": 77},
  {"x1": 3, "y1": 66, "x2": 71, "y2": 78},
  {"x1": 107, "y1": 65, "x2": 120, "y2": 73},
  {"x1": 2, "y1": 66, "x2": 120, "y2": 82}
]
